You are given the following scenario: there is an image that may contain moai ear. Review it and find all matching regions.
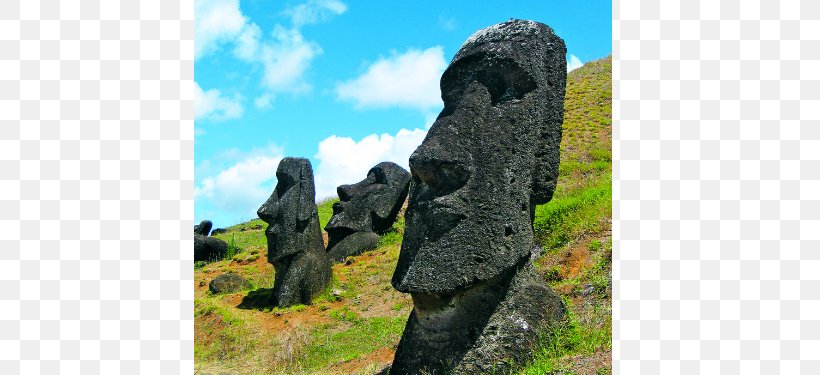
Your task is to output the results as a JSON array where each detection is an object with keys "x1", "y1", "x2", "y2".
[
  {"x1": 295, "y1": 168, "x2": 316, "y2": 224},
  {"x1": 531, "y1": 144, "x2": 560, "y2": 206}
]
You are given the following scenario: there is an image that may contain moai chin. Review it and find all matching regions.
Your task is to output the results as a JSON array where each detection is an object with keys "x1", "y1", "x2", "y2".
[
  {"x1": 257, "y1": 157, "x2": 331, "y2": 307},
  {"x1": 324, "y1": 162, "x2": 411, "y2": 262},
  {"x1": 389, "y1": 20, "x2": 568, "y2": 374}
]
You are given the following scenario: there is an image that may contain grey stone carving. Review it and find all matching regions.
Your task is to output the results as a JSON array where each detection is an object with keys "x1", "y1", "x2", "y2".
[
  {"x1": 325, "y1": 162, "x2": 411, "y2": 262},
  {"x1": 194, "y1": 220, "x2": 213, "y2": 236},
  {"x1": 257, "y1": 157, "x2": 332, "y2": 307},
  {"x1": 389, "y1": 20, "x2": 568, "y2": 374}
]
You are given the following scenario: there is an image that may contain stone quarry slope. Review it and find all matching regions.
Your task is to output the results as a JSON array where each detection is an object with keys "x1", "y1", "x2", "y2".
[{"x1": 194, "y1": 55, "x2": 612, "y2": 375}]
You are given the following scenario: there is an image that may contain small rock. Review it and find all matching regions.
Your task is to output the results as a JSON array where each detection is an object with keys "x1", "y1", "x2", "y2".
[
  {"x1": 208, "y1": 272, "x2": 250, "y2": 294},
  {"x1": 199, "y1": 281, "x2": 205, "y2": 287},
  {"x1": 581, "y1": 284, "x2": 595, "y2": 296}
]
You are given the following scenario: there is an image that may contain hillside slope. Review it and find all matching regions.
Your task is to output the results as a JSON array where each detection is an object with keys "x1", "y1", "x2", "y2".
[{"x1": 194, "y1": 55, "x2": 612, "y2": 374}]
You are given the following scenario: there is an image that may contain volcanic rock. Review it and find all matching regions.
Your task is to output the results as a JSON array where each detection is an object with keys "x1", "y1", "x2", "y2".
[
  {"x1": 389, "y1": 19, "x2": 568, "y2": 374},
  {"x1": 194, "y1": 234, "x2": 227, "y2": 262},
  {"x1": 194, "y1": 220, "x2": 213, "y2": 236},
  {"x1": 257, "y1": 157, "x2": 332, "y2": 307},
  {"x1": 209, "y1": 272, "x2": 250, "y2": 294},
  {"x1": 325, "y1": 162, "x2": 410, "y2": 262}
]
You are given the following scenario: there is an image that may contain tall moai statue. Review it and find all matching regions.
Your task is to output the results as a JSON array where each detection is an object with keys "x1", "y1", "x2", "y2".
[
  {"x1": 389, "y1": 20, "x2": 568, "y2": 374},
  {"x1": 257, "y1": 157, "x2": 332, "y2": 307},
  {"x1": 324, "y1": 162, "x2": 411, "y2": 262}
]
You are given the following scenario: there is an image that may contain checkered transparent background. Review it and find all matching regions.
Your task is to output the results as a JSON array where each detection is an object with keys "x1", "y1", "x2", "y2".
[
  {"x1": 615, "y1": 0, "x2": 820, "y2": 374},
  {"x1": 0, "y1": 0, "x2": 193, "y2": 373}
]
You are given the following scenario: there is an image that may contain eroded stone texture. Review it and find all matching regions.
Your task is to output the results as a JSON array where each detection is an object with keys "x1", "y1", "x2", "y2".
[
  {"x1": 389, "y1": 19, "x2": 568, "y2": 374},
  {"x1": 325, "y1": 162, "x2": 410, "y2": 262},
  {"x1": 194, "y1": 234, "x2": 227, "y2": 262},
  {"x1": 257, "y1": 157, "x2": 332, "y2": 307},
  {"x1": 209, "y1": 272, "x2": 250, "y2": 294},
  {"x1": 194, "y1": 220, "x2": 213, "y2": 236}
]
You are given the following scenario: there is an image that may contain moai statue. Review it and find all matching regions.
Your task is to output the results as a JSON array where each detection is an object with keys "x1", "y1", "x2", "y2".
[
  {"x1": 257, "y1": 157, "x2": 332, "y2": 307},
  {"x1": 194, "y1": 220, "x2": 213, "y2": 236},
  {"x1": 389, "y1": 20, "x2": 568, "y2": 374},
  {"x1": 324, "y1": 162, "x2": 411, "y2": 262},
  {"x1": 194, "y1": 234, "x2": 227, "y2": 262}
]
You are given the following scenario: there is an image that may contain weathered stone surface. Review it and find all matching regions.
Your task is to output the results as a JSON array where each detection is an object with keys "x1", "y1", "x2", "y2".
[
  {"x1": 194, "y1": 220, "x2": 213, "y2": 236},
  {"x1": 257, "y1": 157, "x2": 332, "y2": 307},
  {"x1": 389, "y1": 19, "x2": 568, "y2": 374},
  {"x1": 392, "y1": 262, "x2": 565, "y2": 374},
  {"x1": 325, "y1": 162, "x2": 410, "y2": 262},
  {"x1": 326, "y1": 231, "x2": 380, "y2": 263},
  {"x1": 209, "y1": 272, "x2": 250, "y2": 294},
  {"x1": 194, "y1": 234, "x2": 227, "y2": 262}
]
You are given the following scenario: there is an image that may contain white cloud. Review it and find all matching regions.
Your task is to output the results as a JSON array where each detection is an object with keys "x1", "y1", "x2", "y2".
[
  {"x1": 567, "y1": 54, "x2": 584, "y2": 72},
  {"x1": 313, "y1": 128, "x2": 428, "y2": 199},
  {"x1": 233, "y1": 22, "x2": 261, "y2": 61},
  {"x1": 194, "y1": 81, "x2": 243, "y2": 121},
  {"x1": 336, "y1": 46, "x2": 447, "y2": 111},
  {"x1": 284, "y1": 0, "x2": 348, "y2": 27},
  {"x1": 195, "y1": 145, "x2": 285, "y2": 221},
  {"x1": 196, "y1": 0, "x2": 345, "y2": 98},
  {"x1": 195, "y1": 0, "x2": 248, "y2": 60},
  {"x1": 257, "y1": 26, "x2": 323, "y2": 93},
  {"x1": 254, "y1": 93, "x2": 273, "y2": 110}
]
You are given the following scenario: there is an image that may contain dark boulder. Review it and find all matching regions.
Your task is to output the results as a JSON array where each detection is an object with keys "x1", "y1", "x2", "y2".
[
  {"x1": 209, "y1": 272, "x2": 250, "y2": 294},
  {"x1": 194, "y1": 220, "x2": 213, "y2": 236},
  {"x1": 210, "y1": 228, "x2": 227, "y2": 236},
  {"x1": 389, "y1": 20, "x2": 568, "y2": 374},
  {"x1": 257, "y1": 157, "x2": 332, "y2": 307},
  {"x1": 194, "y1": 234, "x2": 227, "y2": 262},
  {"x1": 325, "y1": 162, "x2": 410, "y2": 262}
]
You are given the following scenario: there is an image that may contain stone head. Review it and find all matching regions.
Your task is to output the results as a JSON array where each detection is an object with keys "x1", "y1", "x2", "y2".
[
  {"x1": 194, "y1": 220, "x2": 213, "y2": 236},
  {"x1": 325, "y1": 162, "x2": 411, "y2": 236},
  {"x1": 392, "y1": 20, "x2": 567, "y2": 294},
  {"x1": 257, "y1": 157, "x2": 318, "y2": 263}
]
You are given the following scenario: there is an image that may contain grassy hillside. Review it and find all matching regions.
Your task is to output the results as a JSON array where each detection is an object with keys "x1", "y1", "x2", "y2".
[{"x1": 194, "y1": 56, "x2": 612, "y2": 374}]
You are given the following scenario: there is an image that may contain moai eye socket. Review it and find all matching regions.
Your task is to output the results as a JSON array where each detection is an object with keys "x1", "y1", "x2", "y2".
[
  {"x1": 275, "y1": 172, "x2": 296, "y2": 198},
  {"x1": 441, "y1": 53, "x2": 537, "y2": 106}
]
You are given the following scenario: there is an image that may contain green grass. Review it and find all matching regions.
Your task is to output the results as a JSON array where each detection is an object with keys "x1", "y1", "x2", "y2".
[
  {"x1": 377, "y1": 216, "x2": 405, "y2": 247},
  {"x1": 533, "y1": 173, "x2": 611, "y2": 252},
  {"x1": 318, "y1": 197, "x2": 339, "y2": 229},
  {"x1": 194, "y1": 298, "x2": 257, "y2": 363},
  {"x1": 516, "y1": 298, "x2": 611, "y2": 374},
  {"x1": 300, "y1": 316, "x2": 406, "y2": 369}
]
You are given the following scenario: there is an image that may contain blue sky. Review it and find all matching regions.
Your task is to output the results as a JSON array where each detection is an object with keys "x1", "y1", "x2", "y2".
[{"x1": 194, "y1": 0, "x2": 612, "y2": 228}]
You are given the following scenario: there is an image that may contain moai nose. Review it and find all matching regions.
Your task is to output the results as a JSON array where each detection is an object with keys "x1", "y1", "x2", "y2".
[
  {"x1": 409, "y1": 143, "x2": 471, "y2": 197},
  {"x1": 257, "y1": 194, "x2": 278, "y2": 223}
]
